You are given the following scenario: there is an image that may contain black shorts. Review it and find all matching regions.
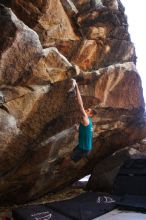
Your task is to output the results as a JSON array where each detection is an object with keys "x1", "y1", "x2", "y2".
[{"x1": 71, "y1": 145, "x2": 90, "y2": 163}]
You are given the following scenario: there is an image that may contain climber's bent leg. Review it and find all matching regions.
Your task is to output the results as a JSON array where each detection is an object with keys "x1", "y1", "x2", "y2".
[{"x1": 71, "y1": 145, "x2": 91, "y2": 163}]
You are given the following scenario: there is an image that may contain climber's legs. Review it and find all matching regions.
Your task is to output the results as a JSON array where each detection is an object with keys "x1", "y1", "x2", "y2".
[{"x1": 71, "y1": 145, "x2": 90, "y2": 163}]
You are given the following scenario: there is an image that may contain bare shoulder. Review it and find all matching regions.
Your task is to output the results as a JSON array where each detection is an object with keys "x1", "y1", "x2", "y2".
[{"x1": 81, "y1": 114, "x2": 89, "y2": 126}]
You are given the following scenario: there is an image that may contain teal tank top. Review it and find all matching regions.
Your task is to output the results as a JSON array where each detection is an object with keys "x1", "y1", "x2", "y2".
[{"x1": 78, "y1": 117, "x2": 93, "y2": 151}]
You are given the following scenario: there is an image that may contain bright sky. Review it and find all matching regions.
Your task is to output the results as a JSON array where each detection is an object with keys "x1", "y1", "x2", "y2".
[{"x1": 121, "y1": 0, "x2": 146, "y2": 102}]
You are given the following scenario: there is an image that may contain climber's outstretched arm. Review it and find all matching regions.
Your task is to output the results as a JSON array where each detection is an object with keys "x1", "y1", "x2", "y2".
[{"x1": 74, "y1": 82, "x2": 89, "y2": 126}]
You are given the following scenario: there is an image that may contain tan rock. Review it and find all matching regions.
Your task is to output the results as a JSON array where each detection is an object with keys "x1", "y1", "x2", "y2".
[
  {"x1": 51, "y1": 39, "x2": 135, "y2": 71},
  {"x1": 60, "y1": 0, "x2": 78, "y2": 16},
  {"x1": 0, "y1": 5, "x2": 42, "y2": 86},
  {"x1": 71, "y1": 0, "x2": 91, "y2": 11},
  {"x1": 1, "y1": 107, "x2": 146, "y2": 203},
  {"x1": 94, "y1": 62, "x2": 144, "y2": 109},
  {"x1": 29, "y1": 47, "x2": 77, "y2": 84},
  {"x1": 72, "y1": 40, "x2": 98, "y2": 71},
  {"x1": 10, "y1": 0, "x2": 133, "y2": 72},
  {"x1": 0, "y1": 2, "x2": 146, "y2": 204},
  {"x1": 12, "y1": 0, "x2": 79, "y2": 45}
]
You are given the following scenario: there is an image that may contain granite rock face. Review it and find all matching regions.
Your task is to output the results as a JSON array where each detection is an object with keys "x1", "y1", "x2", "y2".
[
  {"x1": 86, "y1": 147, "x2": 142, "y2": 192},
  {"x1": 0, "y1": 1, "x2": 146, "y2": 204}
]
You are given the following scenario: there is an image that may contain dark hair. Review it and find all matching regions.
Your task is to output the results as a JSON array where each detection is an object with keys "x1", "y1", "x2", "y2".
[{"x1": 91, "y1": 109, "x2": 97, "y2": 116}]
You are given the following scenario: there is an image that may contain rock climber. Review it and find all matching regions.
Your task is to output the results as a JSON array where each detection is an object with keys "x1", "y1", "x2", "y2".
[
  {"x1": 68, "y1": 78, "x2": 96, "y2": 163},
  {"x1": 48, "y1": 77, "x2": 96, "y2": 166}
]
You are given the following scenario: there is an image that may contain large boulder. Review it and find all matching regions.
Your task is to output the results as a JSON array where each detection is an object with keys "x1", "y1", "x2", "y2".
[
  {"x1": 6, "y1": 0, "x2": 135, "y2": 70},
  {"x1": 86, "y1": 146, "x2": 142, "y2": 192},
  {"x1": 11, "y1": 0, "x2": 79, "y2": 44},
  {"x1": 0, "y1": 1, "x2": 146, "y2": 204}
]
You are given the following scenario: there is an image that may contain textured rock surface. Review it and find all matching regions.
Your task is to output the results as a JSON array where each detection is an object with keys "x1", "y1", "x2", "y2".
[
  {"x1": 11, "y1": 0, "x2": 80, "y2": 44},
  {"x1": 6, "y1": 0, "x2": 135, "y2": 70},
  {"x1": 86, "y1": 146, "x2": 142, "y2": 192},
  {"x1": 0, "y1": 1, "x2": 146, "y2": 204}
]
